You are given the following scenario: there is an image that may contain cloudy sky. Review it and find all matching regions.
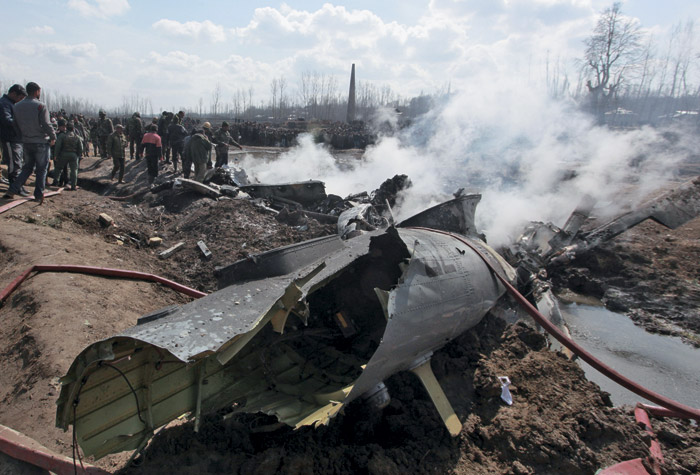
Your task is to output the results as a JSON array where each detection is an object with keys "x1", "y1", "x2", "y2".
[{"x1": 1, "y1": 0, "x2": 699, "y2": 112}]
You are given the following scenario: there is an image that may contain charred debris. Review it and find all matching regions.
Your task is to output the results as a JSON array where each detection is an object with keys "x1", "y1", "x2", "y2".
[{"x1": 55, "y1": 170, "x2": 700, "y2": 461}]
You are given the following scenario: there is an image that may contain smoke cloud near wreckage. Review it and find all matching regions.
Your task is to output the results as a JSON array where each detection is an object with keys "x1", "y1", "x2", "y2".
[{"x1": 241, "y1": 77, "x2": 698, "y2": 247}]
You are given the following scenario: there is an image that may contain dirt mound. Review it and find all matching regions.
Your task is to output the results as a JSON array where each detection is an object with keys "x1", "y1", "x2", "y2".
[
  {"x1": 117, "y1": 319, "x2": 660, "y2": 475},
  {"x1": 2, "y1": 155, "x2": 699, "y2": 474}
]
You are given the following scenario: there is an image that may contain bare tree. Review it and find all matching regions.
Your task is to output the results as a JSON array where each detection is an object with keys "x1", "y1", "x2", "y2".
[
  {"x1": 211, "y1": 82, "x2": 222, "y2": 117},
  {"x1": 583, "y1": 2, "x2": 642, "y2": 116}
]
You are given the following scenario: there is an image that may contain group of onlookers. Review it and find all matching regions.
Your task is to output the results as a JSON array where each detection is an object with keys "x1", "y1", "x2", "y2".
[{"x1": 1, "y1": 83, "x2": 377, "y2": 200}]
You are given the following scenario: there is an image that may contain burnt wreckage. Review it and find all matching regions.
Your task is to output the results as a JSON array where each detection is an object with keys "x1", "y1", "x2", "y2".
[{"x1": 56, "y1": 177, "x2": 700, "y2": 460}]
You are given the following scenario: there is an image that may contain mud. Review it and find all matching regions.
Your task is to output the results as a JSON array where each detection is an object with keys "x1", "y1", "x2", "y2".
[{"x1": 1, "y1": 153, "x2": 699, "y2": 474}]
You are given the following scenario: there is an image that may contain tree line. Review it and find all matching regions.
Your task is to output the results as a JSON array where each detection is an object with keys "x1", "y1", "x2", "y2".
[{"x1": 2, "y1": 3, "x2": 698, "y2": 127}]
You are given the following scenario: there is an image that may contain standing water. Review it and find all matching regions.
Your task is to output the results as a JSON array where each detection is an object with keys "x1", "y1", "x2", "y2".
[{"x1": 561, "y1": 303, "x2": 700, "y2": 408}]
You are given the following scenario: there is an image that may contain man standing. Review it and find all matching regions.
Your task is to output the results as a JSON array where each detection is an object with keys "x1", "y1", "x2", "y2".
[
  {"x1": 183, "y1": 129, "x2": 212, "y2": 183},
  {"x1": 107, "y1": 124, "x2": 127, "y2": 183},
  {"x1": 157, "y1": 111, "x2": 172, "y2": 162},
  {"x1": 97, "y1": 109, "x2": 113, "y2": 159},
  {"x1": 0, "y1": 84, "x2": 27, "y2": 194},
  {"x1": 213, "y1": 121, "x2": 243, "y2": 168},
  {"x1": 141, "y1": 124, "x2": 162, "y2": 186},
  {"x1": 4, "y1": 82, "x2": 56, "y2": 203},
  {"x1": 126, "y1": 112, "x2": 143, "y2": 160},
  {"x1": 167, "y1": 116, "x2": 187, "y2": 173},
  {"x1": 53, "y1": 122, "x2": 83, "y2": 191}
]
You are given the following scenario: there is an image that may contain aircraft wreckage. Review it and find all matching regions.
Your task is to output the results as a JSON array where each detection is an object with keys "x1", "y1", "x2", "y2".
[{"x1": 56, "y1": 176, "x2": 700, "y2": 460}]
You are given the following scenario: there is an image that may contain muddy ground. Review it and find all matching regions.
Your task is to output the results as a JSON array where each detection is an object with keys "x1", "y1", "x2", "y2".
[{"x1": 1, "y1": 152, "x2": 699, "y2": 474}]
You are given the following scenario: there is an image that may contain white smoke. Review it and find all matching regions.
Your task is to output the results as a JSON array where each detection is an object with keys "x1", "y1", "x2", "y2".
[{"x1": 238, "y1": 80, "x2": 697, "y2": 247}]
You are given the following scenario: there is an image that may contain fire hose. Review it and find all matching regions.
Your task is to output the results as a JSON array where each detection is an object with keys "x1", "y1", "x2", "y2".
[
  {"x1": 412, "y1": 227, "x2": 700, "y2": 421},
  {"x1": 0, "y1": 264, "x2": 206, "y2": 307}
]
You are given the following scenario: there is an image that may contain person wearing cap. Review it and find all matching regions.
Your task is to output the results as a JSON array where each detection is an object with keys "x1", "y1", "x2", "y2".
[
  {"x1": 184, "y1": 128, "x2": 212, "y2": 183},
  {"x1": 213, "y1": 121, "x2": 243, "y2": 168},
  {"x1": 0, "y1": 84, "x2": 28, "y2": 194},
  {"x1": 53, "y1": 121, "x2": 83, "y2": 191},
  {"x1": 97, "y1": 109, "x2": 113, "y2": 159},
  {"x1": 106, "y1": 124, "x2": 127, "y2": 183},
  {"x1": 126, "y1": 112, "x2": 143, "y2": 160},
  {"x1": 141, "y1": 124, "x2": 162, "y2": 186},
  {"x1": 4, "y1": 82, "x2": 56, "y2": 203}
]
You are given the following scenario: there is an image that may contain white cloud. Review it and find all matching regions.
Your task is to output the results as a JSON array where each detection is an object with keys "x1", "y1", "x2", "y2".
[
  {"x1": 28, "y1": 25, "x2": 55, "y2": 35},
  {"x1": 67, "y1": 0, "x2": 130, "y2": 19},
  {"x1": 152, "y1": 19, "x2": 227, "y2": 43},
  {"x1": 7, "y1": 41, "x2": 98, "y2": 63}
]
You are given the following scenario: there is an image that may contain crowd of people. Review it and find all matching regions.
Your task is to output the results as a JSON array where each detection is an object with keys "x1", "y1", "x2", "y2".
[{"x1": 1, "y1": 82, "x2": 377, "y2": 202}]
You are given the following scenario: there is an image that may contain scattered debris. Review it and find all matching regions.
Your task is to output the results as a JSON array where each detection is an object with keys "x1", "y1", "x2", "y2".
[
  {"x1": 98, "y1": 213, "x2": 114, "y2": 227},
  {"x1": 197, "y1": 240, "x2": 212, "y2": 259},
  {"x1": 177, "y1": 179, "x2": 221, "y2": 199},
  {"x1": 159, "y1": 241, "x2": 185, "y2": 259}
]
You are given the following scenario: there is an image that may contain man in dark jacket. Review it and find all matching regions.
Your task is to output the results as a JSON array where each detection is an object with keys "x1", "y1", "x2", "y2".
[
  {"x1": 126, "y1": 112, "x2": 143, "y2": 160},
  {"x1": 167, "y1": 116, "x2": 187, "y2": 173},
  {"x1": 4, "y1": 82, "x2": 56, "y2": 203},
  {"x1": 0, "y1": 84, "x2": 27, "y2": 193}
]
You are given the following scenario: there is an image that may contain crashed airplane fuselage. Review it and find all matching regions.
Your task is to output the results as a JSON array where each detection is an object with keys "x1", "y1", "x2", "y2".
[{"x1": 56, "y1": 194, "x2": 516, "y2": 459}]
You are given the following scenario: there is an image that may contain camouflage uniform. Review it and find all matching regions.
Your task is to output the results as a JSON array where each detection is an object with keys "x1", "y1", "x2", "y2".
[
  {"x1": 213, "y1": 123, "x2": 242, "y2": 168},
  {"x1": 97, "y1": 111, "x2": 114, "y2": 158},
  {"x1": 106, "y1": 129, "x2": 127, "y2": 182},
  {"x1": 183, "y1": 132, "x2": 211, "y2": 182},
  {"x1": 126, "y1": 112, "x2": 143, "y2": 160},
  {"x1": 53, "y1": 128, "x2": 83, "y2": 189}
]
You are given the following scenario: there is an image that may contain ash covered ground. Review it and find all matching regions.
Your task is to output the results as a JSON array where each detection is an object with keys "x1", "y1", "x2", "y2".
[{"x1": 0, "y1": 151, "x2": 699, "y2": 474}]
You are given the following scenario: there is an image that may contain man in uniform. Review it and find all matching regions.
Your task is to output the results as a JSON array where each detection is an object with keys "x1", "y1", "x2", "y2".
[
  {"x1": 53, "y1": 121, "x2": 83, "y2": 191},
  {"x1": 167, "y1": 115, "x2": 187, "y2": 173},
  {"x1": 213, "y1": 121, "x2": 243, "y2": 168},
  {"x1": 106, "y1": 124, "x2": 128, "y2": 183},
  {"x1": 126, "y1": 112, "x2": 143, "y2": 160},
  {"x1": 183, "y1": 128, "x2": 211, "y2": 183},
  {"x1": 97, "y1": 109, "x2": 113, "y2": 159},
  {"x1": 0, "y1": 84, "x2": 27, "y2": 193}
]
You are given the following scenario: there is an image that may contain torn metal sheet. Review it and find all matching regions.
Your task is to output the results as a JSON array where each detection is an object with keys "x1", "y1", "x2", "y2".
[
  {"x1": 56, "y1": 196, "x2": 516, "y2": 459},
  {"x1": 398, "y1": 194, "x2": 482, "y2": 237},
  {"x1": 239, "y1": 180, "x2": 327, "y2": 206}
]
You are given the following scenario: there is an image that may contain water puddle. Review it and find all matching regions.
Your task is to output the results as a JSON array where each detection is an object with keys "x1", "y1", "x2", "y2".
[{"x1": 560, "y1": 303, "x2": 700, "y2": 408}]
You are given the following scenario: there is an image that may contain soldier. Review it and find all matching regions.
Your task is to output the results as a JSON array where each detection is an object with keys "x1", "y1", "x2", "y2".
[
  {"x1": 213, "y1": 121, "x2": 243, "y2": 168},
  {"x1": 202, "y1": 121, "x2": 214, "y2": 168},
  {"x1": 183, "y1": 128, "x2": 211, "y2": 183},
  {"x1": 157, "y1": 111, "x2": 172, "y2": 162},
  {"x1": 126, "y1": 112, "x2": 143, "y2": 160},
  {"x1": 97, "y1": 109, "x2": 113, "y2": 159},
  {"x1": 141, "y1": 124, "x2": 162, "y2": 186},
  {"x1": 53, "y1": 122, "x2": 83, "y2": 191},
  {"x1": 106, "y1": 124, "x2": 127, "y2": 183},
  {"x1": 51, "y1": 119, "x2": 67, "y2": 186},
  {"x1": 167, "y1": 116, "x2": 187, "y2": 173}
]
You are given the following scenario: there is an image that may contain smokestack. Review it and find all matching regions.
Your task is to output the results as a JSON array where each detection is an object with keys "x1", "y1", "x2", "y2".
[{"x1": 346, "y1": 63, "x2": 356, "y2": 123}]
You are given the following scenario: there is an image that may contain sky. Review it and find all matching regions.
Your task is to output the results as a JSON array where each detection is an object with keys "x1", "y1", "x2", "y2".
[{"x1": 1, "y1": 0, "x2": 699, "y2": 112}]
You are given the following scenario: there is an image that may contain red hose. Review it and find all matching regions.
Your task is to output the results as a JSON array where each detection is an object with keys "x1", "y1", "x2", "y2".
[
  {"x1": 1, "y1": 264, "x2": 206, "y2": 306},
  {"x1": 410, "y1": 227, "x2": 700, "y2": 421},
  {"x1": 0, "y1": 190, "x2": 63, "y2": 215}
]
